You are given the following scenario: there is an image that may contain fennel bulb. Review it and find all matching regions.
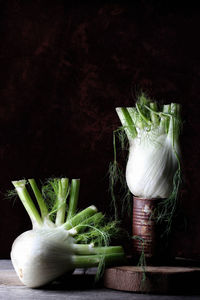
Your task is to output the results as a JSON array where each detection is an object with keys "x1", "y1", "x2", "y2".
[
  {"x1": 126, "y1": 128, "x2": 179, "y2": 198},
  {"x1": 11, "y1": 228, "x2": 74, "y2": 288},
  {"x1": 115, "y1": 95, "x2": 181, "y2": 200},
  {"x1": 10, "y1": 178, "x2": 124, "y2": 288}
]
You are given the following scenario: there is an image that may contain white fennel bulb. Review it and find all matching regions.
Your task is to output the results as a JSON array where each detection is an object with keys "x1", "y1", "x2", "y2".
[
  {"x1": 11, "y1": 228, "x2": 74, "y2": 288},
  {"x1": 126, "y1": 130, "x2": 179, "y2": 198},
  {"x1": 115, "y1": 94, "x2": 181, "y2": 200},
  {"x1": 10, "y1": 178, "x2": 125, "y2": 288}
]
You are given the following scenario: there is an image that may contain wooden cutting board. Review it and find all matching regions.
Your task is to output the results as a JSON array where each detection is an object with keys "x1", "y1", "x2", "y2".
[{"x1": 104, "y1": 266, "x2": 200, "y2": 294}]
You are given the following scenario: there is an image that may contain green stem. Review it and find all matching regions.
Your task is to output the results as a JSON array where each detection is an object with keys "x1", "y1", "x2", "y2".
[
  {"x1": 170, "y1": 103, "x2": 181, "y2": 142},
  {"x1": 167, "y1": 104, "x2": 180, "y2": 148},
  {"x1": 160, "y1": 104, "x2": 170, "y2": 133},
  {"x1": 12, "y1": 180, "x2": 42, "y2": 226},
  {"x1": 73, "y1": 253, "x2": 125, "y2": 268},
  {"x1": 136, "y1": 102, "x2": 151, "y2": 125},
  {"x1": 150, "y1": 102, "x2": 159, "y2": 125},
  {"x1": 73, "y1": 244, "x2": 124, "y2": 255},
  {"x1": 113, "y1": 129, "x2": 119, "y2": 163},
  {"x1": 168, "y1": 115, "x2": 175, "y2": 147},
  {"x1": 55, "y1": 178, "x2": 69, "y2": 226},
  {"x1": 126, "y1": 107, "x2": 137, "y2": 124},
  {"x1": 127, "y1": 107, "x2": 143, "y2": 131},
  {"x1": 72, "y1": 212, "x2": 104, "y2": 234},
  {"x1": 67, "y1": 179, "x2": 80, "y2": 221},
  {"x1": 115, "y1": 107, "x2": 137, "y2": 139},
  {"x1": 170, "y1": 103, "x2": 178, "y2": 115},
  {"x1": 28, "y1": 179, "x2": 49, "y2": 220},
  {"x1": 163, "y1": 104, "x2": 170, "y2": 113},
  {"x1": 63, "y1": 205, "x2": 97, "y2": 230}
]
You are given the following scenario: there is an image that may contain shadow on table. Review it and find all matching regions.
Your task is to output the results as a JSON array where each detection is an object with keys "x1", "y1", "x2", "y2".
[
  {"x1": 42, "y1": 272, "x2": 103, "y2": 291},
  {"x1": 40, "y1": 271, "x2": 200, "y2": 296}
]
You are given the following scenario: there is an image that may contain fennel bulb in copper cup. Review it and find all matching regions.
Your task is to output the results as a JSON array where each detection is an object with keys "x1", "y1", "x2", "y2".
[{"x1": 115, "y1": 94, "x2": 181, "y2": 262}]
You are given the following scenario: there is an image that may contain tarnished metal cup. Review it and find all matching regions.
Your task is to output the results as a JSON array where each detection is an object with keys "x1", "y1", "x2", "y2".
[{"x1": 132, "y1": 197, "x2": 167, "y2": 263}]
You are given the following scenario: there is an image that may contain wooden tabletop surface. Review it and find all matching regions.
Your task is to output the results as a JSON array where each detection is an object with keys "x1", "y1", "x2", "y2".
[{"x1": 0, "y1": 260, "x2": 200, "y2": 300}]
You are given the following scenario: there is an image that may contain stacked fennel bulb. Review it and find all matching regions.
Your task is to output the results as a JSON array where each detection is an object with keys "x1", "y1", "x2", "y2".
[
  {"x1": 115, "y1": 94, "x2": 181, "y2": 200},
  {"x1": 10, "y1": 178, "x2": 124, "y2": 288}
]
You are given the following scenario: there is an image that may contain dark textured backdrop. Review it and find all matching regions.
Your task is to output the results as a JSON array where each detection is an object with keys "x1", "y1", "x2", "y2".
[{"x1": 0, "y1": 0, "x2": 200, "y2": 259}]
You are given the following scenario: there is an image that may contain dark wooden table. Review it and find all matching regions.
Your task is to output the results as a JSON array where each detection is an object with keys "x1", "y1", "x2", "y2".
[{"x1": 0, "y1": 260, "x2": 200, "y2": 300}]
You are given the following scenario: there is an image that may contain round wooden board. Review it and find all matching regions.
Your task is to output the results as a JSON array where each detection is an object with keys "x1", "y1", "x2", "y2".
[{"x1": 103, "y1": 266, "x2": 200, "y2": 294}]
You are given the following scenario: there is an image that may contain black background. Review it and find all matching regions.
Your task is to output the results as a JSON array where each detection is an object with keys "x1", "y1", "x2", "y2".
[{"x1": 0, "y1": 0, "x2": 200, "y2": 259}]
